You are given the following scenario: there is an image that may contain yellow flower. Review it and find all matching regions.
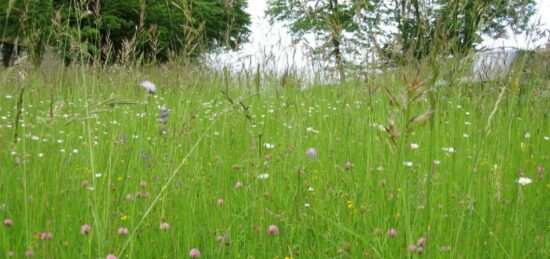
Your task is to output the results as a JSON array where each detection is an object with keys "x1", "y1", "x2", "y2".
[
  {"x1": 120, "y1": 215, "x2": 129, "y2": 221},
  {"x1": 347, "y1": 200, "x2": 354, "y2": 209}
]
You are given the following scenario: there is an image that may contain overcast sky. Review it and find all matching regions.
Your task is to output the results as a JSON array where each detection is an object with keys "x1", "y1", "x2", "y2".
[{"x1": 213, "y1": 0, "x2": 550, "y2": 70}]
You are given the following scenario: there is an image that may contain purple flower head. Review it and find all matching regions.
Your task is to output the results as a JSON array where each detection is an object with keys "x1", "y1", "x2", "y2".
[
  {"x1": 160, "y1": 222, "x2": 170, "y2": 231},
  {"x1": 306, "y1": 147, "x2": 318, "y2": 159},
  {"x1": 268, "y1": 225, "x2": 279, "y2": 235},
  {"x1": 3, "y1": 218, "x2": 13, "y2": 227},
  {"x1": 80, "y1": 224, "x2": 90, "y2": 235},
  {"x1": 417, "y1": 237, "x2": 427, "y2": 247},
  {"x1": 387, "y1": 228, "x2": 397, "y2": 237},
  {"x1": 118, "y1": 227, "x2": 129, "y2": 235},
  {"x1": 234, "y1": 181, "x2": 243, "y2": 189},
  {"x1": 189, "y1": 248, "x2": 201, "y2": 258},
  {"x1": 139, "y1": 80, "x2": 157, "y2": 94}
]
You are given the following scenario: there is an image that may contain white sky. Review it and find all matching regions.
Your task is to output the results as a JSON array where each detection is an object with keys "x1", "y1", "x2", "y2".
[{"x1": 212, "y1": 0, "x2": 550, "y2": 71}]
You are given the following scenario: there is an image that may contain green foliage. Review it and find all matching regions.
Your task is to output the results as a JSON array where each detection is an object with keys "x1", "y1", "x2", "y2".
[
  {"x1": 1, "y1": 0, "x2": 251, "y2": 65},
  {"x1": 0, "y1": 0, "x2": 54, "y2": 66},
  {"x1": 384, "y1": 0, "x2": 537, "y2": 62},
  {"x1": 267, "y1": 0, "x2": 381, "y2": 79}
]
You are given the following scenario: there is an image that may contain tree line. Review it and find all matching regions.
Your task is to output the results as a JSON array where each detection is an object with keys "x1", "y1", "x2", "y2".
[
  {"x1": 268, "y1": 0, "x2": 536, "y2": 79},
  {"x1": 0, "y1": 0, "x2": 250, "y2": 67},
  {"x1": 1, "y1": 0, "x2": 538, "y2": 71}
]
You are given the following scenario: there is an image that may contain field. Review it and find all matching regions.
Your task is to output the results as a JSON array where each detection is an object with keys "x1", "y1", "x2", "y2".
[{"x1": 0, "y1": 65, "x2": 549, "y2": 258}]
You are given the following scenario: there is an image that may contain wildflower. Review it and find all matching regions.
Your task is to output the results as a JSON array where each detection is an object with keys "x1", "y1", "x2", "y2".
[
  {"x1": 106, "y1": 254, "x2": 117, "y2": 259},
  {"x1": 387, "y1": 228, "x2": 397, "y2": 237},
  {"x1": 24, "y1": 250, "x2": 33, "y2": 257},
  {"x1": 306, "y1": 127, "x2": 319, "y2": 133},
  {"x1": 189, "y1": 248, "x2": 201, "y2": 257},
  {"x1": 417, "y1": 237, "x2": 427, "y2": 247},
  {"x1": 403, "y1": 161, "x2": 413, "y2": 167},
  {"x1": 234, "y1": 181, "x2": 244, "y2": 189},
  {"x1": 347, "y1": 200, "x2": 354, "y2": 209},
  {"x1": 416, "y1": 246, "x2": 424, "y2": 254},
  {"x1": 160, "y1": 222, "x2": 170, "y2": 231},
  {"x1": 408, "y1": 245, "x2": 417, "y2": 253},
  {"x1": 120, "y1": 215, "x2": 129, "y2": 221},
  {"x1": 158, "y1": 107, "x2": 170, "y2": 125},
  {"x1": 82, "y1": 180, "x2": 89, "y2": 188},
  {"x1": 258, "y1": 173, "x2": 269, "y2": 180},
  {"x1": 409, "y1": 143, "x2": 419, "y2": 149},
  {"x1": 263, "y1": 143, "x2": 275, "y2": 149},
  {"x1": 117, "y1": 227, "x2": 128, "y2": 235},
  {"x1": 442, "y1": 147, "x2": 456, "y2": 153},
  {"x1": 268, "y1": 225, "x2": 279, "y2": 235},
  {"x1": 4, "y1": 218, "x2": 13, "y2": 227},
  {"x1": 139, "y1": 180, "x2": 147, "y2": 189},
  {"x1": 524, "y1": 132, "x2": 531, "y2": 139},
  {"x1": 39, "y1": 232, "x2": 53, "y2": 240},
  {"x1": 80, "y1": 224, "x2": 90, "y2": 235},
  {"x1": 517, "y1": 177, "x2": 533, "y2": 186},
  {"x1": 433, "y1": 160, "x2": 441, "y2": 165},
  {"x1": 125, "y1": 194, "x2": 133, "y2": 201},
  {"x1": 304, "y1": 203, "x2": 311, "y2": 208},
  {"x1": 217, "y1": 199, "x2": 224, "y2": 206},
  {"x1": 139, "y1": 80, "x2": 157, "y2": 94},
  {"x1": 305, "y1": 147, "x2": 317, "y2": 159},
  {"x1": 344, "y1": 161, "x2": 353, "y2": 170},
  {"x1": 440, "y1": 245, "x2": 452, "y2": 252}
]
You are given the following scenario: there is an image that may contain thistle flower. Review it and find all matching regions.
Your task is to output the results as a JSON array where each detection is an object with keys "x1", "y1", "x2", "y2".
[
  {"x1": 139, "y1": 80, "x2": 157, "y2": 94},
  {"x1": 189, "y1": 248, "x2": 201, "y2": 258},
  {"x1": 80, "y1": 224, "x2": 90, "y2": 235},
  {"x1": 268, "y1": 225, "x2": 279, "y2": 235},
  {"x1": 306, "y1": 147, "x2": 317, "y2": 159},
  {"x1": 106, "y1": 254, "x2": 117, "y2": 259}
]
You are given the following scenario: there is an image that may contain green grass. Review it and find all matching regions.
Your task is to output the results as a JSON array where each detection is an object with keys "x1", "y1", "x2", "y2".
[{"x1": 0, "y1": 65, "x2": 549, "y2": 258}]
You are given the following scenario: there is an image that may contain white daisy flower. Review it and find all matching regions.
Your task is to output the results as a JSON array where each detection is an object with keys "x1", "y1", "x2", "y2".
[{"x1": 516, "y1": 177, "x2": 532, "y2": 186}]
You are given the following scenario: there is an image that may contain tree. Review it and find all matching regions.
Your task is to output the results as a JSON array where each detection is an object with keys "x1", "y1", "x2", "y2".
[
  {"x1": 267, "y1": 0, "x2": 381, "y2": 81},
  {"x1": 2, "y1": 0, "x2": 251, "y2": 66},
  {"x1": 0, "y1": 0, "x2": 54, "y2": 67},
  {"x1": 52, "y1": 0, "x2": 252, "y2": 64},
  {"x1": 382, "y1": 0, "x2": 537, "y2": 62}
]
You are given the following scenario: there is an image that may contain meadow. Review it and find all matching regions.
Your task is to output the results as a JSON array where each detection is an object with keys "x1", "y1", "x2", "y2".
[{"x1": 0, "y1": 64, "x2": 549, "y2": 258}]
